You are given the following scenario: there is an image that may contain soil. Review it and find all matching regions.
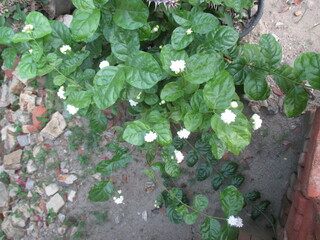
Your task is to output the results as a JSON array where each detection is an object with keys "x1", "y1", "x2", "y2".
[{"x1": 1, "y1": 0, "x2": 320, "y2": 240}]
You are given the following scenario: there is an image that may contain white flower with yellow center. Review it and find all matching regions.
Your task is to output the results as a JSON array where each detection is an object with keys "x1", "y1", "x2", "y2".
[
  {"x1": 221, "y1": 109, "x2": 236, "y2": 124},
  {"x1": 170, "y1": 60, "x2": 186, "y2": 74},
  {"x1": 99, "y1": 60, "x2": 110, "y2": 69},
  {"x1": 144, "y1": 131, "x2": 157, "y2": 142},
  {"x1": 66, "y1": 105, "x2": 79, "y2": 115},
  {"x1": 22, "y1": 24, "x2": 34, "y2": 33},
  {"x1": 60, "y1": 45, "x2": 71, "y2": 54}
]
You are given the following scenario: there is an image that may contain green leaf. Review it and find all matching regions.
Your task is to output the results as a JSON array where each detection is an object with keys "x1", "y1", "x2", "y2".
[
  {"x1": 212, "y1": 174, "x2": 224, "y2": 191},
  {"x1": 191, "y1": 12, "x2": 219, "y2": 34},
  {"x1": 184, "y1": 111, "x2": 203, "y2": 132},
  {"x1": 173, "y1": 136, "x2": 186, "y2": 151},
  {"x1": 17, "y1": 53, "x2": 37, "y2": 80},
  {"x1": 165, "y1": 159, "x2": 181, "y2": 178},
  {"x1": 153, "y1": 120, "x2": 173, "y2": 146},
  {"x1": 283, "y1": 86, "x2": 308, "y2": 118},
  {"x1": 2, "y1": 48, "x2": 17, "y2": 70},
  {"x1": 184, "y1": 53, "x2": 222, "y2": 84},
  {"x1": 209, "y1": 134, "x2": 227, "y2": 160},
  {"x1": 190, "y1": 90, "x2": 208, "y2": 113},
  {"x1": 45, "y1": 20, "x2": 72, "y2": 49},
  {"x1": 223, "y1": 0, "x2": 254, "y2": 12},
  {"x1": 60, "y1": 51, "x2": 90, "y2": 76},
  {"x1": 124, "y1": 51, "x2": 163, "y2": 89},
  {"x1": 0, "y1": 27, "x2": 15, "y2": 44},
  {"x1": 245, "y1": 190, "x2": 261, "y2": 202},
  {"x1": 211, "y1": 112, "x2": 251, "y2": 155},
  {"x1": 70, "y1": 9, "x2": 101, "y2": 42},
  {"x1": 195, "y1": 138, "x2": 211, "y2": 155},
  {"x1": 89, "y1": 110, "x2": 107, "y2": 133},
  {"x1": 96, "y1": 153, "x2": 132, "y2": 175},
  {"x1": 219, "y1": 186, "x2": 244, "y2": 217},
  {"x1": 109, "y1": 26, "x2": 140, "y2": 62},
  {"x1": 193, "y1": 194, "x2": 209, "y2": 211},
  {"x1": 160, "y1": 45, "x2": 188, "y2": 76},
  {"x1": 226, "y1": 58, "x2": 249, "y2": 85},
  {"x1": 144, "y1": 94, "x2": 159, "y2": 105},
  {"x1": 29, "y1": 40, "x2": 43, "y2": 62},
  {"x1": 200, "y1": 218, "x2": 221, "y2": 240},
  {"x1": 13, "y1": 12, "x2": 52, "y2": 43},
  {"x1": 238, "y1": 44, "x2": 264, "y2": 64},
  {"x1": 88, "y1": 181, "x2": 114, "y2": 202},
  {"x1": 53, "y1": 75, "x2": 66, "y2": 86},
  {"x1": 184, "y1": 212, "x2": 199, "y2": 225},
  {"x1": 161, "y1": 82, "x2": 184, "y2": 102},
  {"x1": 203, "y1": 70, "x2": 235, "y2": 110},
  {"x1": 93, "y1": 66, "x2": 126, "y2": 110},
  {"x1": 219, "y1": 224, "x2": 240, "y2": 240},
  {"x1": 220, "y1": 162, "x2": 238, "y2": 177},
  {"x1": 293, "y1": 52, "x2": 320, "y2": 90},
  {"x1": 186, "y1": 150, "x2": 199, "y2": 167},
  {"x1": 171, "y1": 27, "x2": 194, "y2": 50},
  {"x1": 123, "y1": 120, "x2": 151, "y2": 146},
  {"x1": 231, "y1": 174, "x2": 245, "y2": 187},
  {"x1": 72, "y1": 0, "x2": 96, "y2": 9},
  {"x1": 204, "y1": 26, "x2": 239, "y2": 51},
  {"x1": 196, "y1": 162, "x2": 212, "y2": 181},
  {"x1": 113, "y1": 0, "x2": 149, "y2": 30},
  {"x1": 251, "y1": 200, "x2": 270, "y2": 220},
  {"x1": 151, "y1": 162, "x2": 165, "y2": 173},
  {"x1": 142, "y1": 169, "x2": 156, "y2": 181},
  {"x1": 167, "y1": 205, "x2": 183, "y2": 224},
  {"x1": 67, "y1": 91, "x2": 92, "y2": 108},
  {"x1": 259, "y1": 34, "x2": 282, "y2": 68},
  {"x1": 172, "y1": 10, "x2": 192, "y2": 27},
  {"x1": 244, "y1": 71, "x2": 270, "y2": 100},
  {"x1": 273, "y1": 64, "x2": 296, "y2": 94}
]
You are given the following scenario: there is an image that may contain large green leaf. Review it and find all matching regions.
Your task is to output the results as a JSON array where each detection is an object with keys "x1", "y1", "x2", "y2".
[
  {"x1": 160, "y1": 45, "x2": 188, "y2": 76},
  {"x1": 204, "y1": 26, "x2": 239, "y2": 51},
  {"x1": 184, "y1": 212, "x2": 199, "y2": 225},
  {"x1": 72, "y1": 0, "x2": 96, "y2": 9},
  {"x1": 70, "y1": 9, "x2": 101, "y2": 42},
  {"x1": 124, "y1": 51, "x2": 163, "y2": 89},
  {"x1": 2, "y1": 48, "x2": 17, "y2": 70},
  {"x1": 60, "y1": 51, "x2": 90, "y2": 76},
  {"x1": 244, "y1": 70, "x2": 270, "y2": 100},
  {"x1": 200, "y1": 218, "x2": 221, "y2": 240},
  {"x1": 190, "y1": 90, "x2": 208, "y2": 113},
  {"x1": 13, "y1": 12, "x2": 52, "y2": 43},
  {"x1": 259, "y1": 34, "x2": 282, "y2": 68},
  {"x1": 160, "y1": 82, "x2": 184, "y2": 102},
  {"x1": 203, "y1": 70, "x2": 235, "y2": 110},
  {"x1": 220, "y1": 162, "x2": 238, "y2": 178},
  {"x1": 45, "y1": 20, "x2": 72, "y2": 49},
  {"x1": 196, "y1": 162, "x2": 212, "y2": 181},
  {"x1": 226, "y1": 58, "x2": 250, "y2": 85},
  {"x1": 96, "y1": 153, "x2": 132, "y2": 175},
  {"x1": 273, "y1": 64, "x2": 296, "y2": 94},
  {"x1": 109, "y1": 26, "x2": 140, "y2": 62},
  {"x1": 89, "y1": 110, "x2": 107, "y2": 133},
  {"x1": 184, "y1": 110, "x2": 203, "y2": 131},
  {"x1": 153, "y1": 119, "x2": 173, "y2": 146},
  {"x1": 123, "y1": 120, "x2": 151, "y2": 146},
  {"x1": 212, "y1": 174, "x2": 224, "y2": 191},
  {"x1": 88, "y1": 181, "x2": 114, "y2": 202},
  {"x1": 293, "y1": 52, "x2": 320, "y2": 90},
  {"x1": 209, "y1": 134, "x2": 227, "y2": 160},
  {"x1": 211, "y1": 112, "x2": 251, "y2": 155},
  {"x1": 113, "y1": 0, "x2": 149, "y2": 30},
  {"x1": 17, "y1": 53, "x2": 37, "y2": 80},
  {"x1": 224, "y1": 0, "x2": 254, "y2": 12},
  {"x1": 191, "y1": 12, "x2": 219, "y2": 34},
  {"x1": 93, "y1": 66, "x2": 126, "y2": 110},
  {"x1": 67, "y1": 91, "x2": 92, "y2": 109},
  {"x1": 186, "y1": 150, "x2": 199, "y2": 167},
  {"x1": 238, "y1": 44, "x2": 264, "y2": 64},
  {"x1": 167, "y1": 205, "x2": 183, "y2": 224},
  {"x1": 171, "y1": 27, "x2": 194, "y2": 50},
  {"x1": 184, "y1": 53, "x2": 223, "y2": 84},
  {"x1": 172, "y1": 10, "x2": 192, "y2": 27},
  {"x1": 283, "y1": 86, "x2": 308, "y2": 118},
  {"x1": 165, "y1": 159, "x2": 181, "y2": 178},
  {"x1": 193, "y1": 195, "x2": 209, "y2": 211},
  {"x1": 0, "y1": 27, "x2": 15, "y2": 44},
  {"x1": 219, "y1": 186, "x2": 244, "y2": 217}
]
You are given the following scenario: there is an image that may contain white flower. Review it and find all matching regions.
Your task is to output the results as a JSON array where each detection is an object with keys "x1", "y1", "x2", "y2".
[
  {"x1": 113, "y1": 195, "x2": 124, "y2": 204},
  {"x1": 221, "y1": 109, "x2": 236, "y2": 124},
  {"x1": 227, "y1": 216, "x2": 243, "y2": 228},
  {"x1": 177, "y1": 128, "x2": 190, "y2": 139},
  {"x1": 144, "y1": 131, "x2": 157, "y2": 142},
  {"x1": 117, "y1": 190, "x2": 122, "y2": 194},
  {"x1": 159, "y1": 100, "x2": 166, "y2": 105},
  {"x1": 151, "y1": 25, "x2": 159, "y2": 33},
  {"x1": 57, "y1": 86, "x2": 66, "y2": 100},
  {"x1": 251, "y1": 114, "x2": 262, "y2": 130},
  {"x1": 129, "y1": 99, "x2": 138, "y2": 107},
  {"x1": 174, "y1": 150, "x2": 184, "y2": 163},
  {"x1": 29, "y1": 49, "x2": 33, "y2": 54},
  {"x1": 230, "y1": 101, "x2": 238, "y2": 108},
  {"x1": 66, "y1": 105, "x2": 79, "y2": 115},
  {"x1": 22, "y1": 24, "x2": 34, "y2": 33},
  {"x1": 186, "y1": 28, "x2": 193, "y2": 35},
  {"x1": 99, "y1": 60, "x2": 110, "y2": 69},
  {"x1": 60, "y1": 45, "x2": 71, "y2": 54},
  {"x1": 154, "y1": 200, "x2": 160, "y2": 208},
  {"x1": 170, "y1": 60, "x2": 186, "y2": 74}
]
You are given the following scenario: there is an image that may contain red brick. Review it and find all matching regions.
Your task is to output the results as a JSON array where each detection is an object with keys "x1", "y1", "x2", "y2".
[
  {"x1": 31, "y1": 105, "x2": 47, "y2": 130},
  {"x1": 238, "y1": 231, "x2": 251, "y2": 240},
  {"x1": 286, "y1": 186, "x2": 294, "y2": 202},
  {"x1": 315, "y1": 218, "x2": 320, "y2": 240},
  {"x1": 294, "y1": 191, "x2": 310, "y2": 215},
  {"x1": 297, "y1": 200, "x2": 316, "y2": 240},
  {"x1": 293, "y1": 213, "x2": 304, "y2": 231}
]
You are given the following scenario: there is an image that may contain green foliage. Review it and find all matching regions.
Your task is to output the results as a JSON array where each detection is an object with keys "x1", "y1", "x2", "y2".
[{"x1": 88, "y1": 181, "x2": 114, "y2": 202}]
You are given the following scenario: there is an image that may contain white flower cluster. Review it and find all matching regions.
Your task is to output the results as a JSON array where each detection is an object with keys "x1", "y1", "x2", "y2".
[
  {"x1": 221, "y1": 109, "x2": 236, "y2": 124},
  {"x1": 66, "y1": 105, "x2": 79, "y2": 115},
  {"x1": 60, "y1": 45, "x2": 71, "y2": 54},
  {"x1": 129, "y1": 99, "x2": 138, "y2": 107},
  {"x1": 154, "y1": 200, "x2": 160, "y2": 208},
  {"x1": 230, "y1": 101, "x2": 238, "y2": 108},
  {"x1": 227, "y1": 216, "x2": 243, "y2": 228},
  {"x1": 99, "y1": 60, "x2": 110, "y2": 69},
  {"x1": 159, "y1": 100, "x2": 166, "y2": 105},
  {"x1": 22, "y1": 24, "x2": 34, "y2": 33},
  {"x1": 113, "y1": 190, "x2": 124, "y2": 204},
  {"x1": 174, "y1": 150, "x2": 184, "y2": 163},
  {"x1": 57, "y1": 86, "x2": 66, "y2": 100},
  {"x1": 151, "y1": 25, "x2": 159, "y2": 33},
  {"x1": 170, "y1": 60, "x2": 186, "y2": 74},
  {"x1": 251, "y1": 114, "x2": 262, "y2": 130},
  {"x1": 186, "y1": 28, "x2": 193, "y2": 35},
  {"x1": 177, "y1": 128, "x2": 190, "y2": 139},
  {"x1": 144, "y1": 131, "x2": 157, "y2": 142}
]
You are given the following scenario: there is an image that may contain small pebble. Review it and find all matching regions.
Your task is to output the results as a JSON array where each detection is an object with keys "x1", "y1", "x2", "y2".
[{"x1": 294, "y1": 10, "x2": 302, "y2": 16}]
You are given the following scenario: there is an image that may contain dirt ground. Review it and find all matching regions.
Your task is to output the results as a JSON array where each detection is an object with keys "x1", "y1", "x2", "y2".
[{"x1": 1, "y1": 1, "x2": 320, "y2": 240}]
